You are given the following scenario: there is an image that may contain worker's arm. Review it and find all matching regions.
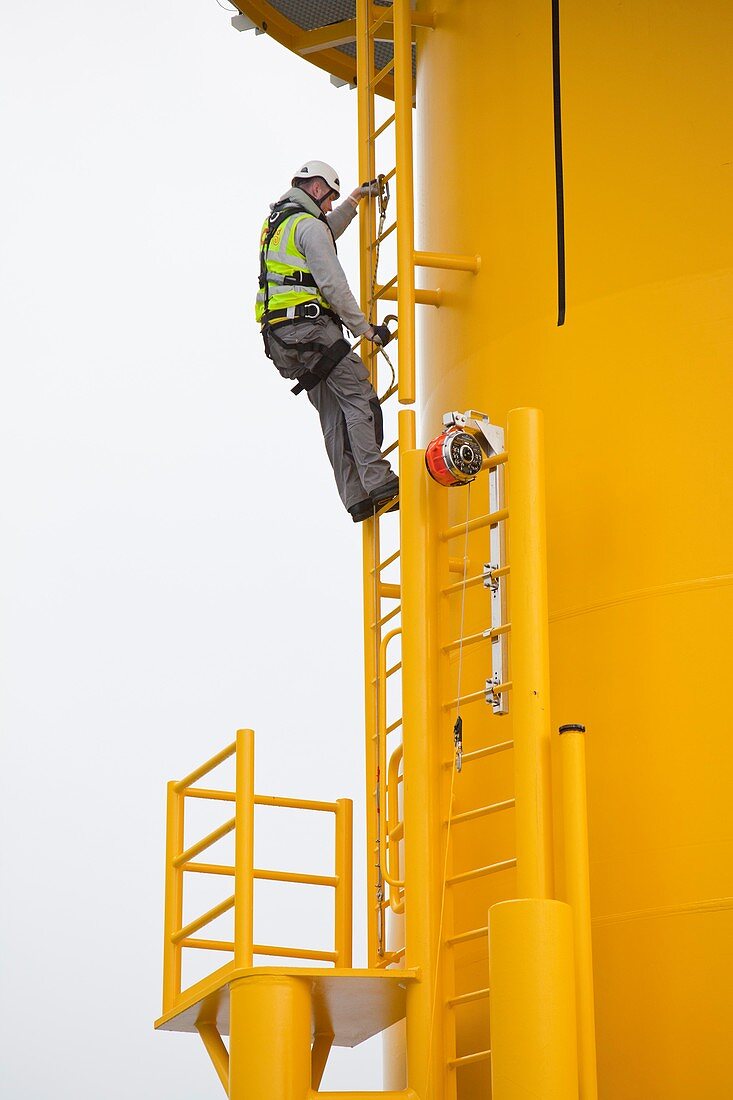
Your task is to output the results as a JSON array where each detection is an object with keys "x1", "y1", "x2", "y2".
[
  {"x1": 326, "y1": 198, "x2": 358, "y2": 240},
  {"x1": 297, "y1": 218, "x2": 371, "y2": 336}
]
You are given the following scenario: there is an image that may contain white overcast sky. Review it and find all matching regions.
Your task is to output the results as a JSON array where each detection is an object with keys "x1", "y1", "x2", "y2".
[{"x1": 0, "y1": 2, "x2": 386, "y2": 1094}]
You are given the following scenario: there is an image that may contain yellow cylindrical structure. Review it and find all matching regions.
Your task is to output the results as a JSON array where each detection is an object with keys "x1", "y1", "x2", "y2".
[
  {"x1": 414, "y1": 2, "x2": 733, "y2": 1095},
  {"x1": 560, "y1": 726, "x2": 598, "y2": 1100},
  {"x1": 229, "y1": 975, "x2": 312, "y2": 1100},
  {"x1": 506, "y1": 408, "x2": 554, "y2": 900},
  {"x1": 488, "y1": 899, "x2": 578, "y2": 1100}
]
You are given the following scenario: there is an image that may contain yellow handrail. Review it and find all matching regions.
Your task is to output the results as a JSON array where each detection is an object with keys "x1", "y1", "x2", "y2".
[{"x1": 160, "y1": 728, "x2": 354, "y2": 1015}]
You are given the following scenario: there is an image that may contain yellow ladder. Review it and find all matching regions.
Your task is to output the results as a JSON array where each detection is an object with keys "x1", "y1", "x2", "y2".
[
  {"x1": 354, "y1": 0, "x2": 484, "y2": 980},
  {"x1": 355, "y1": 0, "x2": 422, "y2": 967}
]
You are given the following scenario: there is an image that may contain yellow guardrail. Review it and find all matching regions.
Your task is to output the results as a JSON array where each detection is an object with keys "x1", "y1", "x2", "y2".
[{"x1": 162, "y1": 728, "x2": 353, "y2": 1015}]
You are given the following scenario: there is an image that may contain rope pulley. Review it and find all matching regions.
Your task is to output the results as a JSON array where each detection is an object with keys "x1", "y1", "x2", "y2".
[
  {"x1": 425, "y1": 409, "x2": 506, "y2": 488},
  {"x1": 425, "y1": 428, "x2": 483, "y2": 486}
]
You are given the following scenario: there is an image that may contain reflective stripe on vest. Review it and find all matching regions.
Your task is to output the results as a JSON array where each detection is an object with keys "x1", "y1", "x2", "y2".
[{"x1": 255, "y1": 210, "x2": 330, "y2": 323}]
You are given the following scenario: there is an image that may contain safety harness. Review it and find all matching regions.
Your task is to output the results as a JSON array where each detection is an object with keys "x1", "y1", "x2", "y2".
[{"x1": 259, "y1": 198, "x2": 352, "y2": 396}]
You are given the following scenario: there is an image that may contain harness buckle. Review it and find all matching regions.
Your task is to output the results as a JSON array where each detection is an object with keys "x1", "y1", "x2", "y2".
[{"x1": 303, "y1": 302, "x2": 321, "y2": 320}]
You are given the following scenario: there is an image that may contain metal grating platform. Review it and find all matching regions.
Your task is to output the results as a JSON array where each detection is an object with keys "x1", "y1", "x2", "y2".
[{"x1": 239, "y1": 2, "x2": 415, "y2": 84}]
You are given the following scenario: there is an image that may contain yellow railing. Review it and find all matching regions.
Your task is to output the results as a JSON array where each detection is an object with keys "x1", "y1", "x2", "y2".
[{"x1": 162, "y1": 728, "x2": 353, "y2": 1015}]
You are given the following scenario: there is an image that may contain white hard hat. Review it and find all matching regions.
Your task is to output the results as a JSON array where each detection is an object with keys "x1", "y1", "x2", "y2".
[{"x1": 292, "y1": 160, "x2": 341, "y2": 198}]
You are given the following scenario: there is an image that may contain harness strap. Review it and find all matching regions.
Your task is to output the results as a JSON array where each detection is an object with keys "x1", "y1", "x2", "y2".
[
  {"x1": 290, "y1": 338, "x2": 351, "y2": 395},
  {"x1": 264, "y1": 323, "x2": 351, "y2": 396}
]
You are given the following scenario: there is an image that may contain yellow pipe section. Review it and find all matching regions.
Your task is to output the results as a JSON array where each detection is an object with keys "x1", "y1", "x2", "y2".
[
  {"x1": 173, "y1": 817, "x2": 235, "y2": 868},
  {"x1": 234, "y1": 728, "x2": 255, "y2": 968},
  {"x1": 393, "y1": 0, "x2": 416, "y2": 404},
  {"x1": 196, "y1": 1020, "x2": 230, "y2": 1096},
  {"x1": 311, "y1": 1034, "x2": 334, "y2": 1091},
  {"x1": 162, "y1": 781, "x2": 184, "y2": 1012},
  {"x1": 171, "y1": 895, "x2": 235, "y2": 945},
  {"x1": 174, "y1": 741, "x2": 236, "y2": 793},
  {"x1": 400, "y1": 448, "x2": 444, "y2": 1098},
  {"x1": 414, "y1": 250, "x2": 481, "y2": 274},
  {"x1": 489, "y1": 899, "x2": 578, "y2": 1100},
  {"x1": 375, "y1": 284, "x2": 442, "y2": 309},
  {"x1": 229, "y1": 975, "x2": 312, "y2": 1100},
  {"x1": 335, "y1": 797, "x2": 354, "y2": 967},
  {"x1": 560, "y1": 725, "x2": 598, "y2": 1100},
  {"x1": 252, "y1": 944, "x2": 339, "y2": 963},
  {"x1": 506, "y1": 408, "x2": 554, "y2": 899}
]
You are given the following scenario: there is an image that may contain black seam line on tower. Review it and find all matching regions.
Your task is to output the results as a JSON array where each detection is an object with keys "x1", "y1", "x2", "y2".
[{"x1": 552, "y1": 0, "x2": 566, "y2": 326}]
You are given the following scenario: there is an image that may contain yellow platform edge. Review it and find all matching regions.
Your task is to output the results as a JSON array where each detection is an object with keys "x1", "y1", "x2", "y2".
[{"x1": 155, "y1": 966, "x2": 419, "y2": 1049}]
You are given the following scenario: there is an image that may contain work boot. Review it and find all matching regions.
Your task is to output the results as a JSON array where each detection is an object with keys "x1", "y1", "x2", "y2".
[
  {"x1": 349, "y1": 499, "x2": 374, "y2": 523},
  {"x1": 369, "y1": 475, "x2": 399, "y2": 509}
]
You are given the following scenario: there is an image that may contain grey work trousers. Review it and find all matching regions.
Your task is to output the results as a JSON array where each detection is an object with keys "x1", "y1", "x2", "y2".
[{"x1": 266, "y1": 317, "x2": 394, "y2": 511}]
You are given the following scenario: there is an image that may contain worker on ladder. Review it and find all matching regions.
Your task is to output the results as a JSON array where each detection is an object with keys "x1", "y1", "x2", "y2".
[{"x1": 256, "y1": 160, "x2": 398, "y2": 522}]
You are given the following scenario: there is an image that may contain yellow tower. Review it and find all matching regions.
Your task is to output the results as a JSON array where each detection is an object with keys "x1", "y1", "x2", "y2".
[{"x1": 156, "y1": 4, "x2": 733, "y2": 1098}]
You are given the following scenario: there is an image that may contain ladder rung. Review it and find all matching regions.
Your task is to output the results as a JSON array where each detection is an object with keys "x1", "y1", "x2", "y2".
[
  {"x1": 383, "y1": 439, "x2": 399, "y2": 457},
  {"x1": 447, "y1": 798, "x2": 515, "y2": 826},
  {"x1": 441, "y1": 572, "x2": 486, "y2": 596},
  {"x1": 447, "y1": 857, "x2": 516, "y2": 887},
  {"x1": 459, "y1": 739, "x2": 514, "y2": 765},
  {"x1": 441, "y1": 508, "x2": 509, "y2": 542},
  {"x1": 373, "y1": 605, "x2": 401, "y2": 630},
  {"x1": 442, "y1": 687, "x2": 486, "y2": 710},
  {"x1": 389, "y1": 820, "x2": 404, "y2": 842},
  {"x1": 369, "y1": 6, "x2": 392, "y2": 36},
  {"x1": 383, "y1": 166, "x2": 397, "y2": 184},
  {"x1": 372, "y1": 274, "x2": 398, "y2": 302},
  {"x1": 370, "y1": 56, "x2": 395, "y2": 90},
  {"x1": 370, "y1": 220, "x2": 397, "y2": 249},
  {"x1": 385, "y1": 716, "x2": 403, "y2": 734},
  {"x1": 370, "y1": 113, "x2": 396, "y2": 141},
  {"x1": 442, "y1": 629, "x2": 488, "y2": 654},
  {"x1": 379, "y1": 383, "x2": 398, "y2": 405},
  {"x1": 447, "y1": 986, "x2": 490, "y2": 1008},
  {"x1": 446, "y1": 924, "x2": 488, "y2": 947},
  {"x1": 379, "y1": 583, "x2": 401, "y2": 599},
  {"x1": 448, "y1": 1050, "x2": 492, "y2": 1070},
  {"x1": 372, "y1": 545, "x2": 400, "y2": 572},
  {"x1": 443, "y1": 623, "x2": 512, "y2": 654},
  {"x1": 386, "y1": 660, "x2": 402, "y2": 678}
]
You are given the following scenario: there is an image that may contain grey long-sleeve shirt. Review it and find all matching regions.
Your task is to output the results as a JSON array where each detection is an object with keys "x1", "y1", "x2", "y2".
[{"x1": 274, "y1": 187, "x2": 370, "y2": 336}]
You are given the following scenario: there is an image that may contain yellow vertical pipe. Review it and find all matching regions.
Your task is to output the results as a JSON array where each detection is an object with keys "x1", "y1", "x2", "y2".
[
  {"x1": 400, "y1": 448, "x2": 443, "y2": 1099},
  {"x1": 229, "y1": 975, "x2": 312, "y2": 1100},
  {"x1": 334, "y1": 797, "x2": 353, "y2": 968},
  {"x1": 196, "y1": 1020, "x2": 230, "y2": 1096},
  {"x1": 394, "y1": 0, "x2": 416, "y2": 405},
  {"x1": 163, "y1": 780, "x2": 184, "y2": 1012},
  {"x1": 399, "y1": 408, "x2": 416, "y2": 451},
  {"x1": 507, "y1": 407, "x2": 554, "y2": 899},
  {"x1": 356, "y1": 0, "x2": 380, "y2": 966},
  {"x1": 234, "y1": 728, "x2": 255, "y2": 968},
  {"x1": 489, "y1": 899, "x2": 579, "y2": 1100},
  {"x1": 560, "y1": 725, "x2": 598, "y2": 1100},
  {"x1": 356, "y1": 0, "x2": 376, "y2": 373}
]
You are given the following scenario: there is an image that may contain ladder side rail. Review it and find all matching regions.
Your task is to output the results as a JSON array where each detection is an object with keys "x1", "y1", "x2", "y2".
[
  {"x1": 393, "y1": 0, "x2": 416, "y2": 404},
  {"x1": 356, "y1": 0, "x2": 382, "y2": 965}
]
